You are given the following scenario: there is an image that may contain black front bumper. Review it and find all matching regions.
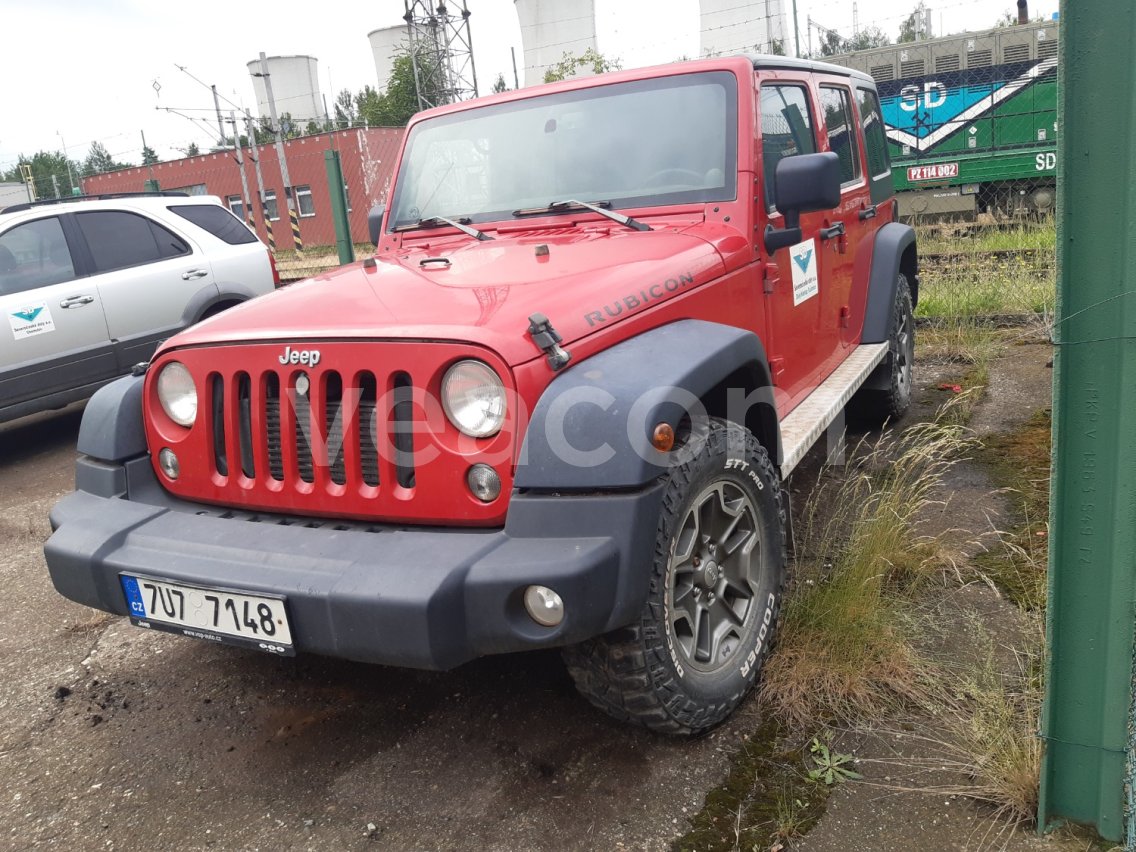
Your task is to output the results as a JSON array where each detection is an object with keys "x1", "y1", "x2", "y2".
[{"x1": 45, "y1": 458, "x2": 663, "y2": 670}]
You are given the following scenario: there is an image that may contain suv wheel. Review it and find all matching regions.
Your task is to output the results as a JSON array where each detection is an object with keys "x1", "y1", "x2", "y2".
[
  {"x1": 563, "y1": 418, "x2": 786, "y2": 735},
  {"x1": 851, "y1": 273, "x2": 914, "y2": 426}
]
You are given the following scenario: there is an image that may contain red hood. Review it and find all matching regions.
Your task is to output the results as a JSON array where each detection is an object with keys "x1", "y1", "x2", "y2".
[{"x1": 165, "y1": 223, "x2": 737, "y2": 366}]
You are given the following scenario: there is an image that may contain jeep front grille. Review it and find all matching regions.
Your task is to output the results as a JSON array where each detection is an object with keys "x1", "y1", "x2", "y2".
[{"x1": 209, "y1": 368, "x2": 413, "y2": 491}]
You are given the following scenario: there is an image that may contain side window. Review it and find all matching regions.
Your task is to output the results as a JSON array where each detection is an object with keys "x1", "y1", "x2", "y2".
[
  {"x1": 856, "y1": 87, "x2": 891, "y2": 180},
  {"x1": 759, "y1": 84, "x2": 818, "y2": 210},
  {"x1": 265, "y1": 190, "x2": 280, "y2": 222},
  {"x1": 819, "y1": 85, "x2": 862, "y2": 186},
  {"x1": 0, "y1": 216, "x2": 77, "y2": 295},
  {"x1": 296, "y1": 185, "x2": 315, "y2": 217},
  {"x1": 168, "y1": 204, "x2": 258, "y2": 245},
  {"x1": 75, "y1": 211, "x2": 189, "y2": 275}
]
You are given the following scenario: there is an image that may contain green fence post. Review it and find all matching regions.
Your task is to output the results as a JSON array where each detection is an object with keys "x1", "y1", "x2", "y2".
[
  {"x1": 1038, "y1": 1, "x2": 1136, "y2": 842},
  {"x1": 324, "y1": 149, "x2": 355, "y2": 266}
]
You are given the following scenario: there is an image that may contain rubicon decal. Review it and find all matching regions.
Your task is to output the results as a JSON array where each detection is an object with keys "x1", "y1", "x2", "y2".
[
  {"x1": 9, "y1": 303, "x2": 56, "y2": 340},
  {"x1": 789, "y1": 240, "x2": 819, "y2": 306},
  {"x1": 584, "y1": 271, "x2": 695, "y2": 327}
]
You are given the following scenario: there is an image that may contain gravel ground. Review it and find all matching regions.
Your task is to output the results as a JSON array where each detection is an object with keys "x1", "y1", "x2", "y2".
[{"x1": 0, "y1": 341, "x2": 1086, "y2": 852}]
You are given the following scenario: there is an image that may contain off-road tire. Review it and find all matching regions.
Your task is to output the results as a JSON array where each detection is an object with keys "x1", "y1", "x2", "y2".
[
  {"x1": 850, "y1": 273, "x2": 914, "y2": 426},
  {"x1": 562, "y1": 418, "x2": 786, "y2": 735}
]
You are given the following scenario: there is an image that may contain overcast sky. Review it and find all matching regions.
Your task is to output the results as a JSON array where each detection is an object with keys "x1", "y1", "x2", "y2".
[{"x1": 0, "y1": 0, "x2": 1057, "y2": 172}]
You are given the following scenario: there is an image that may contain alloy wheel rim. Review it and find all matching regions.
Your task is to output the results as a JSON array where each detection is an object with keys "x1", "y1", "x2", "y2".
[{"x1": 667, "y1": 479, "x2": 762, "y2": 673}]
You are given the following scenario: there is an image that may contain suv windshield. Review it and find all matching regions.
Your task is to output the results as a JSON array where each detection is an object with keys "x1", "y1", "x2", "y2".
[{"x1": 388, "y1": 71, "x2": 739, "y2": 229}]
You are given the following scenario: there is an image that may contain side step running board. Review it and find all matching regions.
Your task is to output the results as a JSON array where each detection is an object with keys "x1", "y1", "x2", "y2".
[{"x1": 778, "y1": 342, "x2": 889, "y2": 478}]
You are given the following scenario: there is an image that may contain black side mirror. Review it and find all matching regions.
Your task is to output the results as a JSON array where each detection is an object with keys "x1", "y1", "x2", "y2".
[
  {"x1": 764, "y1": 152, "x2": 841, "y2": 254},
  {"x1": 368, "y1": 204, "x2": 387, "y2": 247}
]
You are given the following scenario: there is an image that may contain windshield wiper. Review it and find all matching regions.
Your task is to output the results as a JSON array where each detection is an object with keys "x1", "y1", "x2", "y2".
[
  {"x1": 513, "y1": 199, "x2": 651, "y2": 232},
  {"x1": 393, "y1": 215, "x2": 493, "y2": 241}
]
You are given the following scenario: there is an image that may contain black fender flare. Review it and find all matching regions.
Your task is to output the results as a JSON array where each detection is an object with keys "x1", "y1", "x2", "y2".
[
  {"x1": 515, "y1": 320, "x2": 778, "y2": 490},
  {"x1": 861, "y1": 222, "x2": 918, "y2": 344},
  {"x1": 77, "y1": 375, "x2": 147, "y2": 462}
]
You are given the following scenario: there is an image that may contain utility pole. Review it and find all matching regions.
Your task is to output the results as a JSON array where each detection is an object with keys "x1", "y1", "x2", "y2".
[
  {"x1": 57, "y1": 131, "x2": 75, "y2": 194},
  {"x1": 51, "y1": 174, "x2": 60, "y2": 199},
  {"x1": 228, "y1": 112, "x2": 254, "y2": 231},
  {"x1": 141, "y1": 129, "x2": 159, "y2": 191},
  {"x1": 245, "y1": 110, "x2": 274, "y2": 252},
  {"x1": 255, "y1": 52, "x2": 303, "y2": 253},
  {"x1": 792, "y1": 0, "x2": 800, "y2": 57},
  {"x1": 511, "y1": 46, "x2": 520, "y2": 90},
  {"x1": 212, "y1": 85, "x2": 226, "y2": 149}
]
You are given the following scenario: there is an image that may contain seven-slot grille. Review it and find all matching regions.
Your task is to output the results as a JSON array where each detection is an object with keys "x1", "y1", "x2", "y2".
[{"x1": 208, "y1": 368, "x2": 416, "y2": 490}]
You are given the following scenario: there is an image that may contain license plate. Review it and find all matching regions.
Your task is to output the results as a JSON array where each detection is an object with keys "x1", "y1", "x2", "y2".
[{"x1": 119, "y1": 574, "x2": 294, "y2": 656}]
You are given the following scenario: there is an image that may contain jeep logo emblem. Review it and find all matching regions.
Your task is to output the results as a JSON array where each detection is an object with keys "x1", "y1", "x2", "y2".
[{"x1": 278, "y1": 346, "x2": 321, "y2": 367}]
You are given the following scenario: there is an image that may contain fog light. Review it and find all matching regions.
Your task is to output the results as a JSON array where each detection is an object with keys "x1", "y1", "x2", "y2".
[
  {"x1": 158, "y1": 448, "x2": 180, "y2": 480},
  {"x1": 524, "y1": 585, "x2": 564, "y2": 627},
  {"x1": 295, "y1": 373, "x2": 310, "y2": 397},
  {"x1": 467, "y1": 464, "x2": 501, "y2": 502}
]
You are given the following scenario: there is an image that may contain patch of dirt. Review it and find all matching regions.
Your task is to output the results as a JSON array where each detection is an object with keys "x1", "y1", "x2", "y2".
[{"x1": 784, "y1": 340, "x2": 1075, "y2": 852}]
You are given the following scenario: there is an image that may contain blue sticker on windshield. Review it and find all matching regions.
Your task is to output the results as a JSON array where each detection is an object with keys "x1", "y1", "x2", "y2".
[{"x1": 120, "y1": 575, "x2": 147, "y2": 618}]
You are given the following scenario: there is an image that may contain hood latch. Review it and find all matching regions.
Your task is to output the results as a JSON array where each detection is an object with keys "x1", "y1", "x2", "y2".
[{"x1": 527, "y1": 313, "x2": 571, "y2": 371}]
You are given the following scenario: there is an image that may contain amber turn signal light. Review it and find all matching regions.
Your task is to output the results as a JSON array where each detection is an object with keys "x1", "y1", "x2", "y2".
[{"x1": 652, "y1": 423, "x2": 675, "y2": 452}]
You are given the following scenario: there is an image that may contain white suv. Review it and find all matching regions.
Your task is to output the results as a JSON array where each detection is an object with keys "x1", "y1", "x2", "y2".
[{"x1": 0, "y1": 192, "x2": 278, "y2": 423}]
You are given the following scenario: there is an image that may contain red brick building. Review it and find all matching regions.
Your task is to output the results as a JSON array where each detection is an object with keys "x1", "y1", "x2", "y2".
[{"x1": 83, "y1": 128, "x2": 406, "y2": 249}]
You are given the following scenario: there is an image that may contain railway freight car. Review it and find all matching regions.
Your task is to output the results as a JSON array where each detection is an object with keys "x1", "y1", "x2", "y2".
[{"x1": 828, "y1": 19, "x2": 1058, "y2": 219}]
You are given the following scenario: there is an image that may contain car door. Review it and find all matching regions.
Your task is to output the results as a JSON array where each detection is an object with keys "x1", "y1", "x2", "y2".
[
  {"x1": 0, "y1": 214, "x2": 116, "y2": 413},
  {"x1": 817, "y1": 82, "x2": 871, "y2": 349},
  {"x1": 757, "y1": 78, "x2": 837, "y2": 409},
  {"x1": 71, "y1": 209, "x2": 219, "y2": 370}
]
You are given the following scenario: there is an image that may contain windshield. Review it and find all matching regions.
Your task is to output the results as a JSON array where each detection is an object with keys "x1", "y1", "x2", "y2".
[{"x1": 388, "y1": 71, "x2": 739, "y2": 229}]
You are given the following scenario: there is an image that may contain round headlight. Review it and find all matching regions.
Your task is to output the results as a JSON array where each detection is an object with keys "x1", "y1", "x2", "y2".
[
  {"x1": 156, "y1": 361, "x2": 198, "y2": 427},
  {"x1": 441, "y1": 360, "x2": 506, "y2": 438}
]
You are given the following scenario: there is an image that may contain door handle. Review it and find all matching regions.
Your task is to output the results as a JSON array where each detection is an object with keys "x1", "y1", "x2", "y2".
[
  {"x1": 858, "y1": 205, "x2": 878, "y2": 221},
  {"x1": 181, "y1": 269, "x2": 209, "y2": 280},
  {"x1": 59, "y1": 294, "x2": 95, "y2": 308},
  {"x1": 819, "y1": 221, "x2": 846, "y2": 240}
]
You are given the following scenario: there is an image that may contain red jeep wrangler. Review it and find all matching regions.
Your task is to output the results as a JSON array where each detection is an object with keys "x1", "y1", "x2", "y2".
[{"x1": 46, "y1": 56, "x2": 916, "y2": 734}]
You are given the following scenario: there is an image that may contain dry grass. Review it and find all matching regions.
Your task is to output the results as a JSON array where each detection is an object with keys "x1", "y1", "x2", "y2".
[
  {"x1": 761, "y1": 419, "x2": 974, "y2": 730},
  {"x1": 974, "y1": 408, "x2": 1052, "y2": 611},
  {"x1": 863, "y1": 616, "x2": 1045, "y2": 846}
]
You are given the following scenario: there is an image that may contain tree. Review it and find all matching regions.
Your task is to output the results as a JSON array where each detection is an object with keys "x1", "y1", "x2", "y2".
[
  {"x1": 2, "y1": 150, "x2": 81, "y2": 198},
  {"x1": 897, "y1": 2, "x2": 931, "y2": 42},
  {"x1": 543, "y1": 48, "x2": 622, "y2": 83},
  {"x1": 769, "y1": 39, "x2": 786, "y2": 56},
  {"x1": 379, "y1": 51, "x2": 445, "y2": 124},
  {"x1": 847, "y1": 26, "x2": 891, "y2": 51},
  {"x1": 82, "y1": 141, "x2": 132, "y2": 177},
  {"x1": 491, "y1": 72, "x2": 509, "y2": 94},
  {"x1": 186, "y1": 142, "x2": 200, "y2": 157},
  {"x1": 355, "y1": 85, "x2": 384, "y2": 126},
  {"x1": 305, "y1": 120, "x2": 322, "y2": 136},
  {"x1": 141, "y1": 145, "x2": 159, "y2": 166},
  {"x1": 818, "y1": 30, "x2": 846, "y2": 56},
  {"x1": 354, "y1": 51, "x2": 446, "y2": 127},
  {"x1": 334, "y1": 88, "x2": 356, "y2": 128}
]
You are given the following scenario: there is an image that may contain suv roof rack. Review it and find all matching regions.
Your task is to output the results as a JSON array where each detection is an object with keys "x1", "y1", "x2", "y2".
[{"x1": 3, "y1": 191, "x2": 190, "y2": 214}]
